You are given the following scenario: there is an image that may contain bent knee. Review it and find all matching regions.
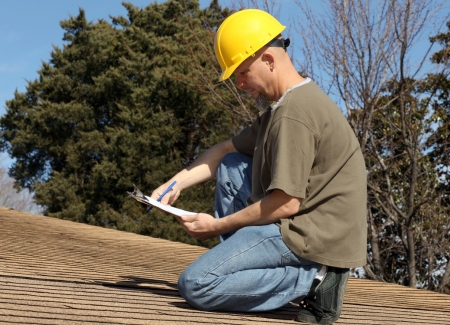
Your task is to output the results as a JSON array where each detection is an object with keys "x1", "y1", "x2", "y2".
[
  {"x1": 177, "y1": 269, "x2": 191, "y2": 301},
  {"x1": 177, "y1": 268, "x2": 219, "y2": 311}
]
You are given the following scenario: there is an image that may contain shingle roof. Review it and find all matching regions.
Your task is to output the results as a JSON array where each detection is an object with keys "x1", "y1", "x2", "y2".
[{"x1": 1, "y1": 206, "x2": 449, "y2": 324}]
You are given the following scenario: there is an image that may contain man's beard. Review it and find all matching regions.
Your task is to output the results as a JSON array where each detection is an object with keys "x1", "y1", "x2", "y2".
[{"x1": 255, "y1": 95, "x2": 271, "y2": 112}]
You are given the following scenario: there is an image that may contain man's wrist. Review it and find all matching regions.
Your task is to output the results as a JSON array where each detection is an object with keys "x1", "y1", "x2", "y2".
[{"x1": 215, "y1": 214, "x2": 235, "y2": 236}]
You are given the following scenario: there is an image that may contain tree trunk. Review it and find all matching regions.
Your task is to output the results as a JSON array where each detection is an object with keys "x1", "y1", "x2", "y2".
[
  {"x1": 438, "y1": 257, "x2": 450, "y2": 293},
  {"x1": 407, "y1": 227, "x2": 416, "y2": 288},
  {"x1": 368, "y1": 210, "x2": 385, "y2": 281}
]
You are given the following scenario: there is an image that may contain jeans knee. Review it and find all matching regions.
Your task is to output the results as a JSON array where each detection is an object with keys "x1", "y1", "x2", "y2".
[
  {"x1": 218, "y1": 152, "x2": 242, "y2": 174},
  {"x1": 177, "y1": 267, "x2": 193, "y2": 300},
  {"x1": 178, "y1": 268, "x2": 207, "y2": 310},
  {"x1": 221, "y1": 152, "x2": 244, "y2": 164},
  {"x1": 217, "y1": 152, "x2": 251, "y2": 175},
  {"x1": 177, "y1": 266, "x2": 219, "y2": 311},
  {"x1": 216, "y1": 153, "x2": 252, "y2": 195}
]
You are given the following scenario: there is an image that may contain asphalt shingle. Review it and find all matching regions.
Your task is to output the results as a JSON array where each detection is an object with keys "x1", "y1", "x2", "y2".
[{"x1": 1, "y1": 206, "x2": 449, "y2": 324}]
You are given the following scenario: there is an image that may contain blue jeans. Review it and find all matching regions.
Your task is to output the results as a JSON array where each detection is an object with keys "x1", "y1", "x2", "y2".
[{"x1": 178, "y1": 152, "x2": 321, "y2": 312}]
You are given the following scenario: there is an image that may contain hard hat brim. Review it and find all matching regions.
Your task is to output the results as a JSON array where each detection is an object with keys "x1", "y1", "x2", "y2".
[{"x1": 219, "y1": 65, "x2": 236, "y2": 82}]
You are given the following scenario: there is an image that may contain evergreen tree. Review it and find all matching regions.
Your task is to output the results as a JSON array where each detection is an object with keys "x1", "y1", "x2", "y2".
[{"x1": 0, "y1": 0, "x2": 257, "y2": 248}]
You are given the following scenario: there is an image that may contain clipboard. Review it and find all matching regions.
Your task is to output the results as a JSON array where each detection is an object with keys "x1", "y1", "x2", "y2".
[{"x1": 127, "y1": 184, "x2": 196, "y2": 217}]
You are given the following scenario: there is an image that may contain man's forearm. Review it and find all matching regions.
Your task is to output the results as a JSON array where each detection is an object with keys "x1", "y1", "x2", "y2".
[
  {"x1": 170, "y1": 139, "x2": 236, "y2": 191},
  {"x1": 151, "y1": 139, "x2": 236, "y2": 205},
  {"x1": 216, "y1": 189, "x2": 302, "y2": 234}
]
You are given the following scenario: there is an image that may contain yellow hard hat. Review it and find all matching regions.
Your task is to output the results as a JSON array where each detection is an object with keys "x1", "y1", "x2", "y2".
[{"x1": 214, "y1": 9, "x2": 286, "y2": 81}]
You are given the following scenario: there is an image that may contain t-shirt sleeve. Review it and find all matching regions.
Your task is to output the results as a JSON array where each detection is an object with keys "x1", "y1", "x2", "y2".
[
  {"x1": 231, "y1": 116, "x2": 261, "y2": 157},
  {"x1": 266, "y1": 117, "x2": 318, "y2": 199}
]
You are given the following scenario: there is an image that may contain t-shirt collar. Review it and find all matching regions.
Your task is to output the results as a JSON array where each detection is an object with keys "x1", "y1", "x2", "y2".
[{"x1": 271, "y1": 78, "x2": 311, "y2": 112}]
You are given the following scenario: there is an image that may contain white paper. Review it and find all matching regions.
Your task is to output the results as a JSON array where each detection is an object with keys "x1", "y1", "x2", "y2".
[{"x1": 144, "y1": 195, "x2": 197, "y2": 217}]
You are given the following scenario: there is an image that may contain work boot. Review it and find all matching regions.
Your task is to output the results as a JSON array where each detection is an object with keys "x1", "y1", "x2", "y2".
[{"x1": 296, "y1": 267, "x2": 349, "y2": 324}]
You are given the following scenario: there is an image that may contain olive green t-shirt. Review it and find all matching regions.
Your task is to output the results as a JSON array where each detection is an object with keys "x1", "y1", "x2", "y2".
[{"x1": 232, "y1": 80, "x2": 367, "y2": 268}]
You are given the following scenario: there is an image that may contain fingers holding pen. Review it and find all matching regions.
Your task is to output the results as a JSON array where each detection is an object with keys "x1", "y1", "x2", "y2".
[{"x1": 151, "y1": 180, "x2": 180, "y2": 205}]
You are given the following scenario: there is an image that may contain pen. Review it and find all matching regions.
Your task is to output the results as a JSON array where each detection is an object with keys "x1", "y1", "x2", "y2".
[{"x1": 147, "y1": 180, "x2": 177, "y2": 213}]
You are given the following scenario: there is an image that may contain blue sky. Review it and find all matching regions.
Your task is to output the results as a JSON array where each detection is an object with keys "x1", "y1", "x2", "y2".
[
  {"x1": 2, "y1": 0, "x2": 445, "y2": 117},
  {"x1": 0, "y1": 0, "x2": 303, "y2": 116},
  {"x1": 0, "y1": 0, "x2": 303, "y2": 167},
  {"x1": 0, "y1": 0, "x2": 304, "y2": 207},
  {"x1": 0, "y1": 0, "x2": 195, "y2": 116}
]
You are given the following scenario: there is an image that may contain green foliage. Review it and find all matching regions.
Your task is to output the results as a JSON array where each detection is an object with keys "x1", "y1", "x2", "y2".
[{"x1": 0, "y1": 0, "x2": 256, "y2": 248}]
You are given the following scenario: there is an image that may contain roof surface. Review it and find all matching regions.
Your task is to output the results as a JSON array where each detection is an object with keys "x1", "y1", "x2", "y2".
[{"x1": 1, "y1": 206, "x2": 449, "y2": 324}]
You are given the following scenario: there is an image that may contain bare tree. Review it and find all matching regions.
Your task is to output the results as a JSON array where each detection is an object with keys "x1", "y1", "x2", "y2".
[
  {"x1": 294, "y1": 0, "x2": 449, "y2": 291},
  {"x1": 229, "y1": 0, "x2": 282, "y2": 17},
  {"x1": 0, "y1": 154, "x2": 44, "y2": 214}
]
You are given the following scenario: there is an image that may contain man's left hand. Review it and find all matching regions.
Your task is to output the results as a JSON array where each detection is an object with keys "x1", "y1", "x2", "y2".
[{"x1": 176, "y1": 213, "x2": 220, "y2": 241}]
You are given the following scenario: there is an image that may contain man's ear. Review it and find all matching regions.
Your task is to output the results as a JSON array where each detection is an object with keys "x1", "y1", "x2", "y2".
[{"x1": 261, "y1": 51, "x2": 275, "y2": 70}]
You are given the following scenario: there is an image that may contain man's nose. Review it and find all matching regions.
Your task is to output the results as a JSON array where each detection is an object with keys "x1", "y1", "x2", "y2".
[{"x1": 235, "y1": 75, "x2": 244, "y2": 89}]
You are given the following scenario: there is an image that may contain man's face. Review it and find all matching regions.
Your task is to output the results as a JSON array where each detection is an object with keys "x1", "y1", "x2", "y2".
[{"x1": 233, "y1": 52, "x2": 271, "y2": 100}]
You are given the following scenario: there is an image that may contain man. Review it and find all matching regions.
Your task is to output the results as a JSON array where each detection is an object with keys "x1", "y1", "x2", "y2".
[{"x1": 151, "y1": 9, "x2": 367, "y2": 324}]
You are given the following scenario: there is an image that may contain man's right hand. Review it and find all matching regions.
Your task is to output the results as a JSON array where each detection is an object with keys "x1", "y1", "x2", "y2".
[
  {"x1": 150, "y1": 139, "x2": 236, "y2": 207},
  {"x1": 151, "y1": 180, "x2": 180, "y2": 206}
]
